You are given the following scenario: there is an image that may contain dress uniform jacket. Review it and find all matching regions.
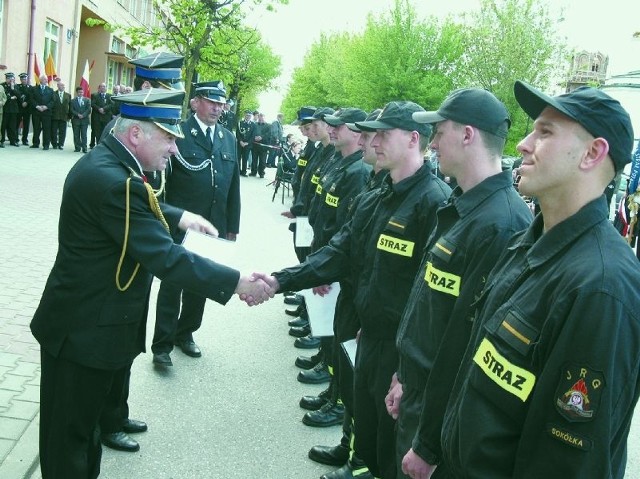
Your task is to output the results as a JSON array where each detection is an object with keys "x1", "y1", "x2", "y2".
[
  {"x1": 165, "y1": 115, "x2": 240, "y2": 238},
  {"x1": 441, "y1": 196, "x2": 640, "y2": 478},
  {"x1": 395, "y1": 170, "x2": 532, "y2": 468},
  {"x1": 30, "y1": 134, "x2": 240, "y2": 371}
]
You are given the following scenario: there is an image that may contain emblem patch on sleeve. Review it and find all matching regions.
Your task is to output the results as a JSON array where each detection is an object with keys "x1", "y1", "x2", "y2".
[{"x1": 555, "y1": 363, "x2": 605, "y2": 422}]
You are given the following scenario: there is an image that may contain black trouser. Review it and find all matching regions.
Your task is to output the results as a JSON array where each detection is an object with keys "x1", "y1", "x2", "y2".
[
  {"x1": 266, "y1": 146, "x2": 279, "y2": 166},
  {"x1": 99, "y1": 364, "x2": 131, "y2": 434},
  {"x1": 251, "y1": 144, "x2": 268, "y2": 176},
  {"x1": 18, "y1": 109, "x2": 31, "y2": 143},
  {"x1": 39, "y1": 350, "x2": 122, "y2": 479},
  {"x1": 93, "y1": 119, "x2": 110, "y2": 146},
  {"x1": 51, "y1": 119, "x2": 67, "y2": 147},
  {"x1": 2, "y1": 112, "x2": 18, "y2": 144},
  {"x1": 72, "y1": 121, "x2": 89, "y2": 150},
  {"x1": 153, "y1": 280, "x2": 207, "y2": 353},
  {"x1": 32, "y1": 112, "x2": 51, "y2": 147},
  {"x1": 238, "y1": 144, "x2": 251, "y2": 174},
  {"x1": 354, "y1": 336, "x2": 399, "y2": 479}
]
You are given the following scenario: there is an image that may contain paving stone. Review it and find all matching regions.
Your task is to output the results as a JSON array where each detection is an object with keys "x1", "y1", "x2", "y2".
[
  {"x1": 15, "y1": 385, "x2": 39, "y2": 403},
  {"x1": 0, "y1": 353, "x2": 19, "y2": 369},
  {"x1": 9, "y1": 362, "x2": 39, "y2": 378},
  {"x1": 0, "y1": 400, "x2": 39, "y2": 421},
  {"x1": 0, "y1": 374, "x2": 28, "y2": 392},
  {"x1": 0, "y1": 417, "x2": 28, "y2": 440},
  {"x1": 0, "y1": 438, "x2": 13, "y2": 462}
]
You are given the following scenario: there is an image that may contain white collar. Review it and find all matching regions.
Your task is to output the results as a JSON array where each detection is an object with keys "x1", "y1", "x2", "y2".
[{"x1": 194, "y1": 115, "x2": 216, "y2": 137}]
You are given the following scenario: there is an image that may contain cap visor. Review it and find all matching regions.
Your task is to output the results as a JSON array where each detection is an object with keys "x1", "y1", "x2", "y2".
[
  {"x1": 323, "y1": 115, "x2": 344, "y2": 126},
  {"x1": 345, "y1": 122, "x2": 361, "y2": 132},
  {"x1": 514, "y1": 80, "x2": 576, "y2": 122},
  {"x1": 155, "y1": 122, "x2": 184, "y2": 138},
  {"x1": 354, "y1": 120, "x2": 393, "y2": 132},
  {"x1": 412, "y1": 111, "x2": 445, "y2": 124}
]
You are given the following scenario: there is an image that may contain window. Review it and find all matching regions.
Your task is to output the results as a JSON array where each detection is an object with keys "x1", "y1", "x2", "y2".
[
  {"x1": 111, "y1": 37, "x2": 124, "y2": 54},
  {"x1": 107, "y1": 59, "x2": 121, "y2": 89},
  {"x1": 125, "y1": 45, "x2": 136, "y2": 59},
  {"x1": 44, "y1": 19, "x2": 60, "y2": 68}
]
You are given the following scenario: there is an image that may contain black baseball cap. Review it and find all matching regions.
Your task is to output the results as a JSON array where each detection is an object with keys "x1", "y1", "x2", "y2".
[
  {"x1": 113, "y1": 88, "x2": 185, "y2": 138},
  {"x1": 312, "y1": 107, "x2": 336, "y2": 121},
  {"x1": 323, "y1": 108, "x2": 367, "y2": 126},
  {"x1": 347, "y1": 108, "x2": 382, "y2": 132},
  {"x1": 356, "y1": 101, "x2": 432, "y2": 136},
  {"x1": 514, "y1": 81, "x2": 634, "y2": 172},
  {"x1": 413, "y1": 88, "x2": 510, "y2": 139}
]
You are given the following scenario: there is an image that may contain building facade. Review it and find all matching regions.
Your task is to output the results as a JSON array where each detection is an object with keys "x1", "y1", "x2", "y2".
[{"x1": 0, "y1": 0, "x2": 163, "y2": 90}]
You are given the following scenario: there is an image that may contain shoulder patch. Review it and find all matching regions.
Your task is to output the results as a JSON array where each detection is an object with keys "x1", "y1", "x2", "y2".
[{"x1": 555, "y1": 363, "x2": 605, "y2": 422}]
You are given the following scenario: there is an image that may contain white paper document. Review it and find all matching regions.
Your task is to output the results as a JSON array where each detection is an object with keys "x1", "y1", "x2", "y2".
[
  {"x1": 181, "y1": 229, "x2": 238, "y2": 267},
  {"x1": 294, "y1": 216, "x2": 314, "y2": 247},
  {"x1": 341, "y1": 339, "x2": 358, "y2": 370},
  {"x1": 301, "y1": 282, "x2": 340, "y2": 337}
]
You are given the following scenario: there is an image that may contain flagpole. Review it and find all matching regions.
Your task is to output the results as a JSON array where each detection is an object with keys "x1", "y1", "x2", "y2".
[{"x1": 27, "y1": 0, "x2": 37, "y2": 83}]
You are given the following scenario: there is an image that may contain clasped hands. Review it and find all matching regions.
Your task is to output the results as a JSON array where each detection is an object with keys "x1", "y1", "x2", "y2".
[{"x1": 236, "y1": 272, "x2": 280, "y2": 306}]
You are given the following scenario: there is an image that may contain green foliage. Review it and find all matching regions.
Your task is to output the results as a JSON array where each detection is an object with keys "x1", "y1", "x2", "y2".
[
  {"x1": 280, "y1": 0, "x2": 566, "y2": 156},
  {"x1": 91, "y1": 0, "x2": 285, "y2": 116}
]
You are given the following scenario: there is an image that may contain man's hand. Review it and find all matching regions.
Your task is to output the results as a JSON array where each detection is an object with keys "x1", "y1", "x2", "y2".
[
  {"x1": 312, "y1": 284, "x2": 332, "y2": 296},
  {"x1": 385, "y1": 372, "x2": 403, "y2": 419},
  {"x1": 281, "y1": 211, "x2": 295, "y2": 219},
  {"x1": 402, "y1": 449, "x2": 436, "y2": 479},
  {"x1": 251, "y1": 272, "x2": 280, "y2": 293},
  {"x1": 178, "y1": 211, "x2": 219, "y2": 237},
  {"x1": 235, "y1": 274, "x2": 275, "y2": 306}
]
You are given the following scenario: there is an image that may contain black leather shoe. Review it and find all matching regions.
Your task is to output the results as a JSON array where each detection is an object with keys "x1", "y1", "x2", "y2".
[
  {"x1": 295, "y1": 353, "x2": 321, "y2": 369},
  {"x1": 298, "y1": 361, "x2": 330, "y2": 384},
  {"x1": 284, "y1": 294, "x2": 303, "y2": 306},
  {"x1": 101, "y1": 431, "x2": 140, "y2": 452},
  {"x1": 289, "y1": 324, "x2": 311, "y2": 338},
  {"x1": 43, "y1": 146, "x2": 49, "y2": 150},
  {"x1": 152, "y1": 352, "x2": 173, "y2": 366},
  {"x1": 299, "y1": 389, "x2": 330, "y2": 411},
  {"x1": 74, "y1": 148, "x2": 80, "y2": 152},
  {"x1": 294, "y1": 335, "x2": 321, "y2": 349},
  {"x1": 122, "y1": 419, "x2": 147, "y2": 434},
  {"x1": 309, "y1": 444, "x2": 350, "y2": 467},
  {"x1": 302, "y1": 401, "x2": 344, "y2": 427},
  {"x1": 288, "y1": 316, "x2": 308, "y2": 327},
  {"x1": 30, "y1": 144, "x2": 39, "y2": 148},
  {"x1": 82, "y1": 149, "x2": 87, "y2": 153},
  {"x1": 285, "y1": 307, "x2": 301, "y2": 317},
  {"x1": 175, "y1": 339, "x2": 201, "y2": 357},
  {"x1": 321, "y1": 463, "x2": 374, "y2": 479}
]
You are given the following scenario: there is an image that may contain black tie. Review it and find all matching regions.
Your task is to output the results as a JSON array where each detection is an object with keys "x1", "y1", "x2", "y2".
[{"x1": 205, "y1": 127, "x2": 213, "y2": 150}]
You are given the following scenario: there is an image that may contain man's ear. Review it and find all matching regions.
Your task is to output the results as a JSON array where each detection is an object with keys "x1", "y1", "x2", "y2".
[{"x1": 580, "y1": 137, "x2": 610, "y2": 171}]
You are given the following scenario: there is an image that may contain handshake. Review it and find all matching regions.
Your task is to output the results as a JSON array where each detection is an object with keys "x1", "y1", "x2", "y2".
[{"x1": 235, "y1": 272, "x2": 281, "y2": 306}]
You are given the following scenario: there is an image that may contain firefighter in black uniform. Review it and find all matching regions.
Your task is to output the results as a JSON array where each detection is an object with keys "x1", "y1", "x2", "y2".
[
  {"x1": 2, "y1": 72, "x2": 20, "y2": 146},
  {"x1": 16, "y1": 73, "x2": 32, "y2": 145},
  {"x1": 439, "y1": 83, "x2": 640, "y2": 478},
  {"x1": 388, "y1": 89, "x2": 532, "y2": 479},
  {"x1": 257, "y1": 102, "x2": 451, "y2": 479}
]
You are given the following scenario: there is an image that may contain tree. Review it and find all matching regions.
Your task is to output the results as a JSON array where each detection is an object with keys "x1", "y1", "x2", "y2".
[
  {"x1": 89, "y1": 0, "x2": 287, "y2": 115},
  {"x1": 457, "y1": 0, "x2": 567, "y2": 153}
]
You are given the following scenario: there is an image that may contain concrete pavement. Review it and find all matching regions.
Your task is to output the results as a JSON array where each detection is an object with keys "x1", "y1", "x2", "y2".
[{"x1": 1, "y1": 135, "x2": 640, "y2": 478}]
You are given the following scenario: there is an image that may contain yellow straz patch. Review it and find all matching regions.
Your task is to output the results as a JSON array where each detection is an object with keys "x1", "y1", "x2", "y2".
[
  {"x1": 315, "y1": 185, "x2": 323, "y2": 195},
  {"x1": 473, "y1": 337, "x2": 536, "y2": 402},
  {"x1": 298, "y1": 158, "x2": 308, "y2": 167},
  {"x1": 325, "y1": 193, "x2": 339, "y2": 207},
  {"x1": 424, "y1": 262, "x2": 461, "y2": 297},
  {"x1": 311, "y1": 175, "x2": 320, "y2": 184},
  {"x1": 377, "y1": 234, "x2": 414, "y2": 257}
]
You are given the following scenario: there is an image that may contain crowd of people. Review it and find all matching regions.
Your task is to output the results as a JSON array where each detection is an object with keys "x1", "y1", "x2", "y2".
[{"x1": 24, "y1": 48, "x2": 640, "y2": 479}]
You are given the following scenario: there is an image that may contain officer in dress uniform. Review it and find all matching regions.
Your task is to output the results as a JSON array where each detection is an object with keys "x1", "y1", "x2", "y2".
[
  {"x1": 31, "y1": 88, "x2": 272, "y2": 479},
  {"x1": 237, "y1": 109, "x2": 255, "y2": 176},
  {"x1": 152, "y1": 81, "x2": 241, "y2": 367},
  {"x1": 16, "y1": 73, "x2": 32, "y2": 145},
  {"x1": 1, "y1": 72, "x2": 20, "y2": 146}
]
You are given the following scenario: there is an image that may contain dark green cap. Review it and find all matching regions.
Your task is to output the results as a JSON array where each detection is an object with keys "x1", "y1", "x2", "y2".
[
  {"x1": 323, "y1": 108, "x2": 367, "y2": 126},
  {"x1": 356, "y1": 101, "x2": 431, "y2": 136}
]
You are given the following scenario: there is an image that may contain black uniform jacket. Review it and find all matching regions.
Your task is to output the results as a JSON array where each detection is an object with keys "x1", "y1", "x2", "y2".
[
  {"x1": 291, "y1": 140, "x2": 319, "y2": 201},
  {"x1": 395, "y1": 170, "x2": 532, "y2": 464},
  {"x1": 274, "y1": 163, "x2": 451, "y2": 340},
  {"x1": 165, "y1": 115, "x2": 240, "y2": 239},
  {"x1": 30, "y1": 135, "x2": 240, "y2": 371},
  {"x1": 441, "y1": 196, "x2": 640, "y2": 478}
]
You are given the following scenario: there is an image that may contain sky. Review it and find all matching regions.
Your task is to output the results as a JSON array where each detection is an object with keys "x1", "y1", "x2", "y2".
[{"x1": 246, "y1": 0, "x2": 639, "y2": 118}]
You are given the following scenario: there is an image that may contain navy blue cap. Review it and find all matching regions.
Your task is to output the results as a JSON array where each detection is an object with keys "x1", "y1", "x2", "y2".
[
  {"x1": 112, "y1": 88, "x2": 185, "y2": 138},
  {"x1": 514, "y1": 81, "x2": 634, "y2": 172},
  {"x1": 293, "y1": 106, "x2": 317, "y2": 125},
  {"x1": 129, "y1": 52, "x2": 184, "y2": 90},
  {"x1": 194, "y1": 81, "x2": 226, "y2": 103}
]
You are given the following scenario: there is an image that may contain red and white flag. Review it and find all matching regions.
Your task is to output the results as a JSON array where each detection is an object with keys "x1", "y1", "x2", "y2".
[
  {"x1": 80, "y1": 59, "x2": 91, "y2": 97},
  {"x1": 33, "y1": 53, "x2": 46, "y2": 85}
]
